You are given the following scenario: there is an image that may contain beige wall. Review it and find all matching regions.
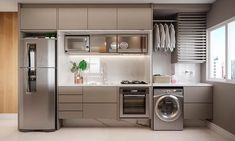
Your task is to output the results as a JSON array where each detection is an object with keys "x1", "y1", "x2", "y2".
[
  {"x1": 206, "y1": 0, "x2": 235, "y2": 135},
  {"x1": 207, "y1": 0, "x2": 235, "y2": 28}
]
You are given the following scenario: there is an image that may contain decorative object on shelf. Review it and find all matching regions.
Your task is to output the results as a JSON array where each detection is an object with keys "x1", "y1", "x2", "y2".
[
  {"x1": 70, "y1": 60, "x2": 88, "y2": 84},
  {"x1": 119, "y1": 42, "x2": 128, "y2": 49},
  {"x1": 110, "y1": 42, "x2": 117, "y2": 50}
]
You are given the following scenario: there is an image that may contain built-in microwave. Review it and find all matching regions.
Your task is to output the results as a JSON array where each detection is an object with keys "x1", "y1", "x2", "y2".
[{"x1": 64, "y1": 35, "x2": 90, "y2": 53}]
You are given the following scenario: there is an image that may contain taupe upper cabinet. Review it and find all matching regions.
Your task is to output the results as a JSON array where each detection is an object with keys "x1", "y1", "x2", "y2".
[
  {"x1": 88, "y1": 8, "x2": 117, "y2": 30},
  {"x1": 20, "y1": 8, "x2": 57, "y2": 30},
  {"x1": 58, "y1": 8, "x2": 88, "y2": 30},
  {"x1": 117, "y1": 8, "x2": 152, "y2": 30}
]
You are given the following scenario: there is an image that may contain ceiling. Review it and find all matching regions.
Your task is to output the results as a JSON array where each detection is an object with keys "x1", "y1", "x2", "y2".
[{"x1": 17, "y1": 0, "x2": 216, "y2": 4}]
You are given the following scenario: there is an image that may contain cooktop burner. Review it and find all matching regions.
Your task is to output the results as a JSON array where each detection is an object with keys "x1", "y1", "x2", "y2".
[{"x1": 121, "y1": 80, "x2": 148, "y2": 84}]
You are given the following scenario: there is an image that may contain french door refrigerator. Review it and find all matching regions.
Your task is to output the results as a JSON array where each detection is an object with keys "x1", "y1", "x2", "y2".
[{"x1": 18, "y1": 38, "x2": 56, "y2": 131}]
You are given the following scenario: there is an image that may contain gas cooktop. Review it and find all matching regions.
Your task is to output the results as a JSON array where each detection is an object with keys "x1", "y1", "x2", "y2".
[{"x1": 121, "y1": 80, "x2": 148, "y2": 84}]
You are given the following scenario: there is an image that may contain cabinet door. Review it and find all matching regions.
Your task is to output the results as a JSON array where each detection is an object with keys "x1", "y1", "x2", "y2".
[
  {"x1": 83, "y1": 104, "x2": 117, "y2": 119},
  {"x1": 117, "y1": 8, "x2": 151, "y2": 30},
  {"x1": 184, "y1": 104, "x2": 212, "y2": 119},
  {"x1": 117, "y1": 34, "x2": 148, "y2": 53},
  {"x1": 88, "y1": 8, "x2": 117, "y2": 30},
  {"x1": 20, "y1": 8, "x2": 57, "y2": 30},
  {"x1": 83, "y1": 86, "x2": 117, "y2": 103},
  {"x1": 184, "y1": 86, "x2": 212, "y2": 103},
  {"x1": 58, "y1": 8, "x2": 87, "y2": 30}
]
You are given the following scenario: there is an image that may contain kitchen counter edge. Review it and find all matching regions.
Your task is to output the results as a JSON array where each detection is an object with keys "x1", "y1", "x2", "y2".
[{"x1": 152, "y1": 83, "x2": 213, "y2": 87}]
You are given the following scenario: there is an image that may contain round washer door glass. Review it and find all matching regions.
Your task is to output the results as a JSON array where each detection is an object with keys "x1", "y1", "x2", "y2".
[{"x1": 155, "y1": 95, "x2": 181, "y2": 122}]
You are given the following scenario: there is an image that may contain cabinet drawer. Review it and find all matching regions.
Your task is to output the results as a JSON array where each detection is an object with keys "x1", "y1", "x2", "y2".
[
  {"x1": 58, "y1": 86, "x2": 83, "y2": 95},
  {"x1": 184, "y1": 86, "x2": 212, "y2": 103},
  {"x1": 59, "y1": 95, "x2": 82, "y2": 103},
  {"x1": 83, "y1": 86, "x2": 117, "y2": 103},
  {"x1": 184, "y1": 104, "x2": 212, "y2": 119},
  {"x1": 59, "y1": 111, "x2": 83, "y2": 119},
  {"x1": 59, "y1": 103, "x2": 82, "y2": 111},
  {"x1": 83, "y1": 104, "x2": 117, "y2": 119}
]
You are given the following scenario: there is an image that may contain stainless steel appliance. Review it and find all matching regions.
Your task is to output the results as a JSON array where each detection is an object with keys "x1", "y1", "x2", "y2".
[
  {"x1": 19, "y1": 38, "x2": 56, "y2": 131},
  {"x1": 153, "y1": 88, "x2": 183, "y2": 131},
  {"x1": 119, "y1": 87, "x2": 149, "y2": 118},
  {"x1": 121, "y1": 80, "x2": 148, "y2": 84},
  {"x1": 64, "y1": 35, "x2": 90, "y2": 53}
]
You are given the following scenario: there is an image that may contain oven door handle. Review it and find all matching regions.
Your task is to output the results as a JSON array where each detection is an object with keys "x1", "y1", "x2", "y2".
[{"x1": 123, "y1": 94, "x2": 146, "y2": 97}]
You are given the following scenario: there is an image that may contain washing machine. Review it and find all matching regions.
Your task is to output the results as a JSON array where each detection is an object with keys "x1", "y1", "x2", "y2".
[{"x1": 153, "y1": 88, "x2": 183, "y2": 131}]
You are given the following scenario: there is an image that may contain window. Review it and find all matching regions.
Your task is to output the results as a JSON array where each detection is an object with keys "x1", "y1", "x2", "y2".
[
  {"x1": 228, "y1": 21, "x2": 235, "y2": 80},
  {"x1": 208, "y1": 18, "x2": 235, "y2": 82},
  {"x1": 209, "y1": 26, "x2": 226, "y2": 79}
]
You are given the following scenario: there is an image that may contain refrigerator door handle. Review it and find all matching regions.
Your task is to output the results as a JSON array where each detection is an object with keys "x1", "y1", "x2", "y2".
[
  {"x1": 25, "y1": 68, "x2": 37, "y2": 95},
  {"x1": 25, "y1": 43, "x2": 37, "y2": 95},
  {"x1": 27, "y1": 43, "x2": 36, "y2": 68}
]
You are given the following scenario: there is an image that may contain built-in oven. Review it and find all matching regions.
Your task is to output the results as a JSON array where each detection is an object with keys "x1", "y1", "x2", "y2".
[
  {"x1": 64, "y1": 35, "x2": 90, "y2": 53},
  {"x1": 119, "y1": 87, "x2": 149, "y2": 118}
]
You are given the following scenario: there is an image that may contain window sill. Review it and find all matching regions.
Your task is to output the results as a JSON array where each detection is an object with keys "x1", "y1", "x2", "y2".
[{"x1": 206, "y1": 79, "x2": 235, "y2": 85}]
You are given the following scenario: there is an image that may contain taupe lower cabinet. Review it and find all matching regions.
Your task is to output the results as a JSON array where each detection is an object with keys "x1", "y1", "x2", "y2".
[
  {"x1": 58, "y1": 8, "x2": 88, "y2": 30},
  {"x1": 83, "y1": 86, "x2": 118, "y2": 119},
  {"x1": 58, "y1": 86, "x2": 83, "y2": 119},
  {"x1": 58, "y1": 86, "x2": 118, "y2": 120},
  {"x1": 184, "y1": 86, "x2": 213, "y2": 120},
  {"x1": 20, "y1": 8, "x2": 57, "y2": 30},
  {"x1": 117, "y1": 8, "x2": 152, "y2": 30},
  {"x1": 88, "y1": 8, "x2": 117, "y2": 30}
]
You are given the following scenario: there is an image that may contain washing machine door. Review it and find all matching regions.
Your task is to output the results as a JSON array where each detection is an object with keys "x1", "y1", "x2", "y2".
[{"x1": 155, "y1": 95, "x2": 182, "y2": 122}]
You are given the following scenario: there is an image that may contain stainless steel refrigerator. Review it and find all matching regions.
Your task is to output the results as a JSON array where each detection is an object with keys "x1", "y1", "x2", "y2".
[{"x1": 18, "y1": 38, "x2": 56, "y2": 131}]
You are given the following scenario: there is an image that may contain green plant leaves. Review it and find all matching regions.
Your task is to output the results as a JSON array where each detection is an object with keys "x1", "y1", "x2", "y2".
[
  {"x1": 79, "y1": 60, "x2": 88, "y2": 71},
  {"x1": 70, "y1": 60, "x2": 88, "y2": 73},
  {"x1": 70, "y1": 62, "x2": 79, "y2": 73}
]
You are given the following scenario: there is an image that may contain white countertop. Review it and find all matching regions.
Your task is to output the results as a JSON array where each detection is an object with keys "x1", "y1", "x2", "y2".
[
  {"x1": 59, "y1": 82, "x2": 212, "y2": 87},
  {"x1": 59, "y1": 82, "x2": 151, "y2": 87},
  {"x1": 152, "y1": 83, "x2": 213, "y2": 87}
]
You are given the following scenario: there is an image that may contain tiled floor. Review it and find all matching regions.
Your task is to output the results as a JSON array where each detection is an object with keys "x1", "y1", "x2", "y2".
[{"x1": 0, "y1": 119, "x2": 228, "y2": 141}]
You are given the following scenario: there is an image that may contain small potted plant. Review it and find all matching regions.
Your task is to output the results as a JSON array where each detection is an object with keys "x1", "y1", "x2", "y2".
[{"x1": 70, "y1": 60, "x2": 88, "y2": 84}]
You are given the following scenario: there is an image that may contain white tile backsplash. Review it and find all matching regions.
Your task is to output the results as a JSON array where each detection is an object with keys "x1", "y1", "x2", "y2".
[
  {"x1": 173, "y1": 63, "x2": 201, "y2": 83},
  {"x1": 152, "y1": 51, "x2": 201, "y2": 83}
]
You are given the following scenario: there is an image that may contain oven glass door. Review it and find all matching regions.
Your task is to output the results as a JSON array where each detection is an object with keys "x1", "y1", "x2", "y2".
[{"x1": 123, "y1": 94, "x2": 146, "y2": 115}]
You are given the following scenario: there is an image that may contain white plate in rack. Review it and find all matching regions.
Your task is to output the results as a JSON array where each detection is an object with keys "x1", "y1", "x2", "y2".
[{"x1": 119, "y1": 42, "x2": 128, "y2": 49}]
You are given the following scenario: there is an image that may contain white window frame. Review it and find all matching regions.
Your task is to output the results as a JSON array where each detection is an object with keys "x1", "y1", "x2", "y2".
[{"x1": 207, "y1": 16, "x2": 235, "y2": 84}]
